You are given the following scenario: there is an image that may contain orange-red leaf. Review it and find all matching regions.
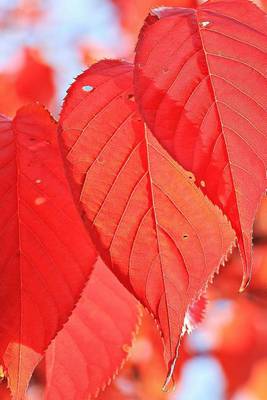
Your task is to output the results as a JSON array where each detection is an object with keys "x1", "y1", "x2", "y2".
[
  {"x1": 15, "y1": 48, "x2": 55, "y2": 107},
  {"x1": 0, "y1": 381, "x2": 11, "y2": 400},
  {"x1": 0, "y1": 48, "x2": 55, "y2": 118},
  {"x1": 185, "y1": 295, "x2": 207, "y2": 333},
  {"x1": 112, "y1": 0, "x2": 198, "y2": 44},
  {"x1": 45, "y1": 258, "x2": 140, "y2": 400},
  {"x1": 0, "y1": 104, "x2": 96, "y2": 399},
  {"x1": 134, "y1": 0, "x2": 267, "y2": 291},
  {"x1": 0, "y1": 73, "x2": 21, "y2": 119},
  {"x1": 59, "y1": 59, "x2": 236, "y2": 383}
]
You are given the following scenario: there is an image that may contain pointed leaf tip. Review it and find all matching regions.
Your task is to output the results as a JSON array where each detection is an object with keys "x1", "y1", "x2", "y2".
[
  {"x1": 59, "y1": 59, "x2": 236, "y2": 382},
  {"x1": 239, "y1": 273, "x2": 252, "y2": 293},
  {"x1": 162, "y1": 357, "x2": 177, "y2": 393},
  {"x1": 134, "y1": 0, "x2": 267, "y2": 292}
]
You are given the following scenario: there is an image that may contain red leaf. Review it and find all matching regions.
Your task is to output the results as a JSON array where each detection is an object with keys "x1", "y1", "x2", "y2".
[
  {"x1": 112, "y1": 0, "x2": 198, "y2": 42},
  {"x1": 0, "y1": 104, "x2": 96, "y2": 398},
  {"x1": 211, "y1": 244, "x2": 267, "y2": 304},
  {"x1": 254, "y1": 196, "x2": 267, "y2": 239},
  {"x1": 15, "y1": 48, "x2": 55, "y2": 107},
  {"x1": 0, "y1": 48, "x2": 55, "y2": 117},
  {"x1": 45, "y1": 258, "x2": 140, "y2": 400},
  {"x1": 212, "y1": 295, "x2": 267, "y2": 396},
  {"x1": 134, "y1": 0, "x2": 267, "y2": 291},
  {"x1": 59, "y1": 59, "x2": 235, "y2": 385},
  {"x1": 0, "y1": 74, "x2": 22, "y2": 118},
  {"x1": 185, "y1": 295, "x2": 207, "y2": 333},
  {"x1": 0, "y1": 380, "x2": 11, "y2": 400}
]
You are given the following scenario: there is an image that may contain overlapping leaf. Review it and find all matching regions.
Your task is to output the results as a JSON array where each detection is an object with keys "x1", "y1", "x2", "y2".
[
  {"x1": 59, "y1": 59, "x2": 236, "y2": 383},
  {"x1": 94, "y1": 294, "x2": 206, "y2": 400},
  {"x1": 45, "y1": 258, "x2": 141, "y2": 400},
  {"x1": 134, "y1": 0, "x2": 267, "y2": 290},
  {"x1": 0, "y1": 104, "x2": 96, "y2": 399}
]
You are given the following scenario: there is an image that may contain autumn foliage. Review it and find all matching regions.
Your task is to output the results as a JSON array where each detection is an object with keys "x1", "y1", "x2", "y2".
[{"x1": 0, "y1": 0, "x2": 266, "y2": 399}]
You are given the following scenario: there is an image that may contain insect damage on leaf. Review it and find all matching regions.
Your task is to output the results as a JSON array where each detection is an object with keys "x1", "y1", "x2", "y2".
[
  {"x1": 82, "y1": 85, "x2": 94, "y2": 92},
  {"x1": 0, "y1": 0, "x2": 266, "y2": 398},
  {"x1": 58, "y1": 59, "x2": 236, "y2": 387},
  {"x1": 134, "y1": 0, "x2": 267, "y2": 292},
  {"x1": 0, "y1": 104, "x2": 96, "y2": 398}
]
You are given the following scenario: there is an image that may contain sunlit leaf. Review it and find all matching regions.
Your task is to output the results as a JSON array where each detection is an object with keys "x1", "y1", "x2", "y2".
[
  {"x1": 0, "y1": 104, "x2": 95, "y2": 398},
  {"x1": 134, "y1": 0, "x2": 267, "y2": 290},
  {"x1": 45, "y1": 259, "x2": 141, "y2": 400},
  {"x1": 59, "y1": 59, "x2": 235, "y2": 385}
]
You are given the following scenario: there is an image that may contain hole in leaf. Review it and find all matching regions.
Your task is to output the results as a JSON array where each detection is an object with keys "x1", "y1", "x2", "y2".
[
  {"x1": 199, "y1": 21, "x2": 210, "y2": 28},
  {"x1": 185, "y1": 170, "x2": 196, "y2": 182},
  {"x1": 82, "y1": 85, "x2": 94, "y2": 92}
]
